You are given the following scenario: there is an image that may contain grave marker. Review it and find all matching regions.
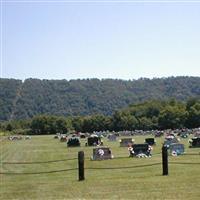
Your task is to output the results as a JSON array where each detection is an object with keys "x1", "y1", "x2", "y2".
[
  {"x1": 129, "y1": 143, "x2": 152, "y2": 157},
  {"x1": 169, "y1": 143, "x2": 185, "y2": 156},
  {"x1": 145, "y1": 138, "x2": 156, "y2": 146},
  {"x1": 189, "y1": 137, "x2": 200, "y2": 148},
  {"x1": 85, "y1": 136, "x2": 103, "y2": 146},
  {"x1": 163, "y1": 137, "x2": 179, "y2": 148},
  {"x1": 120, "y1": 138, "x2": 134, "y2": 147},
  {"x1": 107, "y1": 134, "x2": 117, "y2": 142},
  {"x1": 67, "y1": 137, "x2": 81, "y2": 147},
  {"x1": 91, "y1": 147, "x2": 113, "y2": 160}
]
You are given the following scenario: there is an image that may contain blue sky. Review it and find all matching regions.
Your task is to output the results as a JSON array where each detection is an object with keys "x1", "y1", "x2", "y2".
[{"x1": 1, "y1": 0, "x2": 200, "y2": 80}]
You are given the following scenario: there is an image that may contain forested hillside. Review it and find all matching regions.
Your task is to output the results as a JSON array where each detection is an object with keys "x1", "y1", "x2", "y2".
[
  {"x1": 1, "y1": 76, "x2": 200, "y2": 121},
  {"x1": 0, "y1": 79, "x2": 22, "y2": 121}
]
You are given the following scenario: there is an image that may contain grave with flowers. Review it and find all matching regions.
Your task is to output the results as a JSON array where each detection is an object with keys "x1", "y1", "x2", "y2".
[
  {"x1": 91, "y1": 147, "x2": 114, "y2": 160},
  {"x1": 85, "y1": 135, "x2": 103, "y2": 146},
  {"x1": 128, "y1": 143, "x2": 152, "y2": 158},
  {"x1": 169, "y1": 143, "x2": 185, "y2": 156}
]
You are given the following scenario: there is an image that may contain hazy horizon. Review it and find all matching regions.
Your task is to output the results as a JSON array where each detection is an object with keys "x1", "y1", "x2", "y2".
[{"x1": 1, "y1": 75, "x2": 200, "y2": 82}]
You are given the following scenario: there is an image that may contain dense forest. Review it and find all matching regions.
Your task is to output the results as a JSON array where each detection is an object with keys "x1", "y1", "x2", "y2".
[
  {"x1": 1, "y1": 98, "x2": 200, "y2": 134},
  {"x1": 1, "y1": 76, "x2": 200, "y2": 121}
]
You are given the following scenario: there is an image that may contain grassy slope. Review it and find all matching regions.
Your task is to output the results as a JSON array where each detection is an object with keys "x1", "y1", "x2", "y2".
[{"x1": 0, "y1": 135, "x2": 200, "y2": 200}]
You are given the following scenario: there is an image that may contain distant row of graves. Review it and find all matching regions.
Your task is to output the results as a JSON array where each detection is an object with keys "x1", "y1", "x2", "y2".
[
  {"x1": 56, "y1": 135, "x2": 154, "y2": 159},
  {"x1": 7, "y1": 127, "x2": 200, "y2": 160},
  {"x1": 54, "y1": 128, "x2": 200, "y2": 160},
  {"x1": 163, "y1": 132, "x2": 200, "y2": 155},
  {"x1": 55, "y1": 133, "x2": 154, "y2": 159},
  {"x1": 7, "y1": 135, "x2": 31, "y2": 141}
]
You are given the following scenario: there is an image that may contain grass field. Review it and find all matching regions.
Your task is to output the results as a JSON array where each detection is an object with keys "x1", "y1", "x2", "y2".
[{"x1": 0, "y1": 134, "x2": 200, "y2": 200}]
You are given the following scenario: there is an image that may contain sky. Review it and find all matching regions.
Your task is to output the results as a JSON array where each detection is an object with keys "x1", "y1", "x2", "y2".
[{"x1": 1, "y1": 0, "x2": 200, "y2": 81}]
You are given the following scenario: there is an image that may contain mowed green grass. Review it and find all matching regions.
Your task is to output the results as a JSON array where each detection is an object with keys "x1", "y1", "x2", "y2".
[{"x1": 0, "y1": 134, "x2": 200, "y2": 200}]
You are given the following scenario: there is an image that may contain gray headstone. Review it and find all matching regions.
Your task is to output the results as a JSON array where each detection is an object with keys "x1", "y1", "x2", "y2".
[
  {"x1": 169, "y1": 143, "x2": 184, "y2": 156},
  {"x1": 91, "y1": 147, "x2": 113, "y2": 160},
  {"x1": 120, "y1": 138, "x2": 134, "y2": 147}
]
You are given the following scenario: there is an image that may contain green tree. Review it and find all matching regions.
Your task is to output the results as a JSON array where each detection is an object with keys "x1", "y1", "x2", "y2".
[
  {"x1": 185, "y1": 101, "x2": 200, "y2": 128},
  {"x1": 6, "y1": 123, "x2": 13, "y2": 131},
  {"x1": 158, "y1": 105, "x2": 187, "y2": 129},
  {"x1": 138, "y1": 117, "x2": 154, "y2": 130},
  {"x1": 30, "y1": 115, "x2": 69, "y2": 134},
  {"x1": 72, "y1": 116, "x2": 84, "y2": 132},
  {"x1": 112, "y1": 111, "x2": 139, "y2": 131}
]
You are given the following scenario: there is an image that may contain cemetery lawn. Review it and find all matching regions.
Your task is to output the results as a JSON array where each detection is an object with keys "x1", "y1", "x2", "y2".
[{"x1": 0, "y1": 135, "x2": 200, "y2": 200}]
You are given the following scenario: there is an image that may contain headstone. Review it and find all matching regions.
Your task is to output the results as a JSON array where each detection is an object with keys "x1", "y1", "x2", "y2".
[
  {"x1": 91, "y1": 147, "x2": 113, "y2": 160},
  {"x1": 107, "y1": 134, "x2": 117, "y2": 142},
  {"x1": 163, "y1": 137, "x2": 179, "y2": 148},
  {"x1": 25, "y1": 135, "x2": 31, "y2": 140},
  {"x1": 8, "y1": 136, "x2": 23, "y2": 140},
  {"x1": 145, "y1": 138, "x2": 156, "y2": 145},
  {"x1": 194, "y1": 131, "x2": 200, "y2": 137},
  {"x1": 155, "y1": 131, "x2": 163, "y2": 137},
  {"x1": 85, "y1": 136, "x2": 103, "y2": 146},
  {"x1": 169, "y1": 143, "x2": 184, "y2": 156},
  {"x1": 120, "y1": 138, "x2": 134, "y2": 147},
  {"x1": 54, "y1": 133, "x2": 61, "y2": 139},
  {"x1": 129, "y1": 143, "x2": 152, "y2": 157},
  {"x1": 67, "y1": 137, "x2": 81, "y2": 147},
  {"x1": 180, "y1": 132, "x2": 188, "y2": 138},
  {"x1": 60, "y1": 135, "x2": 67, "y2": 142},
  {"x1": 114, "y1": 133, "x2": 120, "y2": 137},
  {"x1": 189, "y1": 137, "x2": 200, "y2": 148},
  {"x1": 165, "y1": 133, "x2": 176, "y2": 140}
]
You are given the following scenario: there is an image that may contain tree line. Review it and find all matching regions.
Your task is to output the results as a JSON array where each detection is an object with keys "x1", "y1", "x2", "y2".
[
  {"x1": 1, "y1": 98, "x2": 200, "y2": 135},
  {"x1": 1, "y1": 76, "x2": 200, "y2": 121}
]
